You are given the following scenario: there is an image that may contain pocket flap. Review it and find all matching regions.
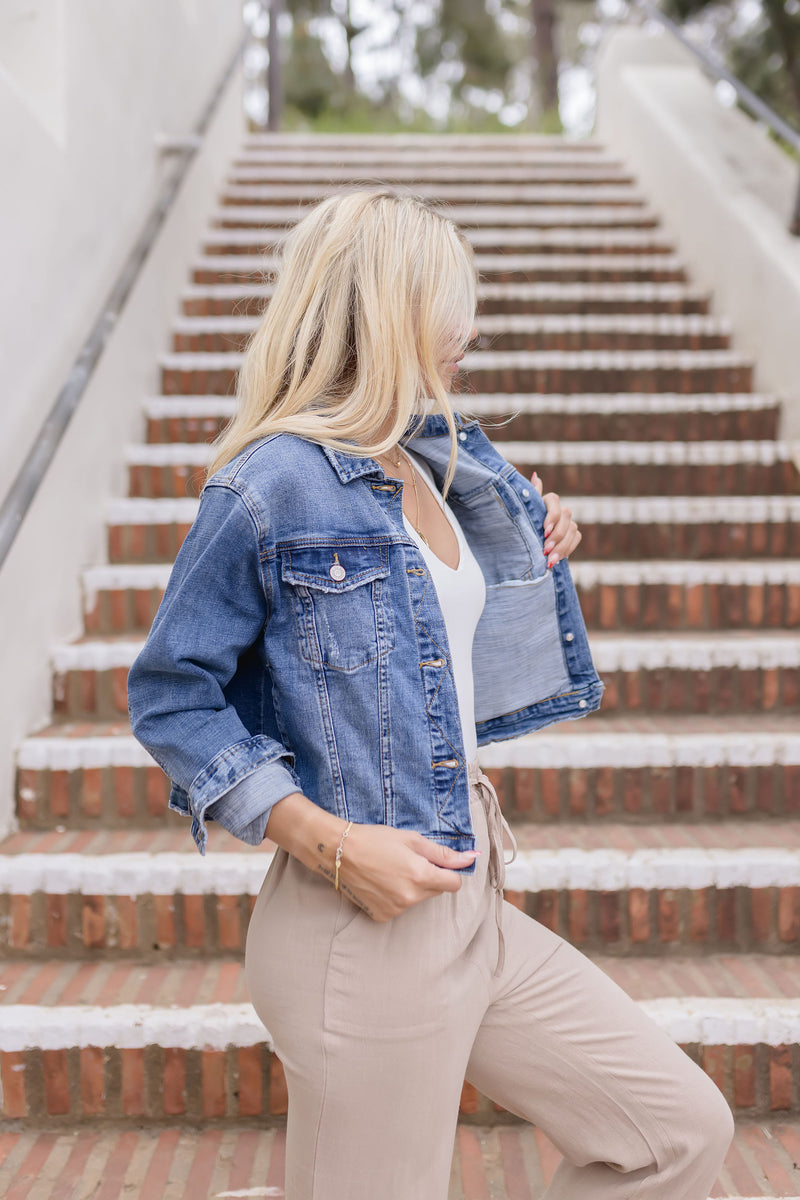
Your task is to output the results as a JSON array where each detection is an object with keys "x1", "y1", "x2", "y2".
[{"x1": 280, "y1": 542, "x2": 390, "y2": 592}]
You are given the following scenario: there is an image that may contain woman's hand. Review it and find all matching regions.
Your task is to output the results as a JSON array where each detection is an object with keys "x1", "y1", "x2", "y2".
[
  {"x1": 530, "y1": 471, "x2": 582, "y2": 569},
  {"x1": 336, "y1": 823, "x2": 478, "y2": 921},
  {"x1": 264, "y1": 790, "x2": 477, "y2": 921}
]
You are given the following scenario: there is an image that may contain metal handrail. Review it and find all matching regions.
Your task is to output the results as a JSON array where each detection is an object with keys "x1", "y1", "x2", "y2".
[
  {"x1": 632, "y1": 0, "x2": 800, "y2": 236},
  {"x1": 0, "y1": 27, "x2": 248, "y2": 572}
]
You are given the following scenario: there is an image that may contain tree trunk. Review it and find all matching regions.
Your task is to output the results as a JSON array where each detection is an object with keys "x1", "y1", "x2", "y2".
[
  {"x1": 530, "y1": 0, "x2": 560, "y2": 118},
  {"x1": 268, "y1": 0, "x2": 285, "y2": 131}
]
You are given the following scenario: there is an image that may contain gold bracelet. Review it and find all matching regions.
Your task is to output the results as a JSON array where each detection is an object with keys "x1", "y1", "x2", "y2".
[{"x1": 334, "y1": 820, "x2": 353, "y2": 891}]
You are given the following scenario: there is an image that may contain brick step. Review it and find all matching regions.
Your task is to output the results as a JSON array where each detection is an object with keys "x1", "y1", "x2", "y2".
[
  {"x1": 225, "y1": 163, "x2": 636, "y2": 186},
  {"x1": 159, "y1": 348, "x2": 754, "y2": 397},
  {"x1": 172, "y1": 311, "x2": 728, "y2": 353},
  {"x1": 211, "y1": 201, "x2": 663, "y2": 230},
  {"x1": 47, "y1": 631, "x2": 799, "y2": 720},
  {"x1": 192, "y1": 251, "x2": 688, "y2": 287},
  {"x1": 202, "y1": 226, "x2": 677, "y2": 258},
  {"x1": 121, "y1": 439, "x2": 799, "y2": 499},
  {"x1": 0, "y1": 1123, "x2": 796, "y2": 1199},
  {"x1": 182, "y1": 279, "x2": 712, "y2": 316},
  {"x1": 4, "y1": 820, "x2": 800, "y2": 958},
  {"x1": 220, "y1": 182, "x2": 649, "y2": 207},
  {"x1": 469, "y1": 393, "x2": 779, "y2": 441},
  {"x1": 142, "y1": 392, "x2": 779, "y2": 444},
  {"x1": 466, "y1": 350, "x2": 755, "y2": 394},
  {"x1": 3, "y1": 956, "x2": 800, "y2": 1121},
  {"x1": 80, "y1": 558, "x2": 800, "y2": 637},
  {"x1": 14, "y1": 714, "x2": 800, "y2": 829},
  {"x1": 105, "y1": 495, "x2": 800, "y2": 563}
]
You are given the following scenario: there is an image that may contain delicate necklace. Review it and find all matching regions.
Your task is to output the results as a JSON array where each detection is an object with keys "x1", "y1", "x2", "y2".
[{"x1": 377, "y1": 447, "x2": 430, "y2": 547}]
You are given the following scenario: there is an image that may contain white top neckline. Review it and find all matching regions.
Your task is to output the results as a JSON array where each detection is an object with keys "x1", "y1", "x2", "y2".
[{"x1": 401, "y1": 450, "x2": 465, "y2": 573}]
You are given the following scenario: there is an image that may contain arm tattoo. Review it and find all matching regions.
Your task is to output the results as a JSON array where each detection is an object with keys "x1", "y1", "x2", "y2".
[{"x1": 314, "y1": 862, "x2": 374, "y2": 918}]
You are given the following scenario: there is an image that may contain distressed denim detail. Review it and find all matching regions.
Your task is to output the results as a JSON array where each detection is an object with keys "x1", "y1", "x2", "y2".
[{"x1": 127, "y1": 412, "x2": 604, "y2": 861}]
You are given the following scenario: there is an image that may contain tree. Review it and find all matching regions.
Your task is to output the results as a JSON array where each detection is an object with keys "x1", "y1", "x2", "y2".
[{"x1": 663, "y1": 0, "x2": 800, "y2": 132}]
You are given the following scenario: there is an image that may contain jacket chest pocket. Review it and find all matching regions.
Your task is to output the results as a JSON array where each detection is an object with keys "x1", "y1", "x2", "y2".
[{"x1": 279, "y1": 542, "x2": 395, "y2": 672}]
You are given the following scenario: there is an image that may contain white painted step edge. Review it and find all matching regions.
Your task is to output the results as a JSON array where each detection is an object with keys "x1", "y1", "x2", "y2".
[
  {"x1": 208, "y1": 203, "x2": 662, "y2": 225},
  {"x1": 172, "y1": 312, "x2": 728, "y2": 332},
  {"x1": 106, "y1": 495, "x2": 800, "y2": 524},
  {"x1": 4, "y1": 848, "x2": 800, "y2": 895},
  {"x1": 191, "y1": 252, "x2": 683, "y2": 273},
  {"x1": 181, "y1": 280, "x2": 704, "y2": 299},
  {"x1": 202, "y1": 227, "x2": 670, "y2": 247},
  {"x1": 142, "y1": 392, "x2": 774, "y2": 417},
  {"x1": 16, "y1": 728, "x2": 800, "y2": 773},
  {"x1": 123, "y1": 440, "x2": 798, "y2": 467},
  {"x1": 49, "y1": 634, "x2": 800, "y2": 673},
  {"x1": 3, "y1": 998, "x2": 800, "y2": 1051},
  {"x1": 158, "y1": 349, "x2": 746, "y2": 370}
]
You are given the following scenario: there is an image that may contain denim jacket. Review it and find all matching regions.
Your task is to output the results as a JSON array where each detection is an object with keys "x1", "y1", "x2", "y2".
[{"x1": 126, "y1": 411, "x2": 604, "y2": 871}]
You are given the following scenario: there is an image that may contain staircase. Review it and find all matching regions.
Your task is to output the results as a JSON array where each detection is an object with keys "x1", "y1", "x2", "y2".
[{"x1": 2, "y1": 133, "x2": 800, "y2": 1197}]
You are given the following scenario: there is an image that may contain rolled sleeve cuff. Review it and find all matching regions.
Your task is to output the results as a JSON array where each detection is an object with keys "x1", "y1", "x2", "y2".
[
  {"x1": 203, "y1": 758, "x2": 302, "y2": 848},
  {"x1": 184, "y1": 735, "x2": 302, "y2": 855}
]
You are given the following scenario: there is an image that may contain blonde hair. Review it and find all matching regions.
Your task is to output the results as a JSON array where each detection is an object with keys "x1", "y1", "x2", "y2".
[{"x1": 205, "y1": 188, "x2": 478, "y2": 498}]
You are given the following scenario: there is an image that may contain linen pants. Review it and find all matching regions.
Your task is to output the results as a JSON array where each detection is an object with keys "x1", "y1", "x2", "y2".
[{"x1": 244, "y1": 761, "x2": 735, "y2": 1200}]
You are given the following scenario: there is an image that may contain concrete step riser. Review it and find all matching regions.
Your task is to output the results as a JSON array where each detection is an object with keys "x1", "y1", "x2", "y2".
[
  {"x1": 2, "y1": 1037, "x2": 792, "y2": 1126},
  {"x1": 3, "y1": 880, "x2": 800, "y2": 961},
  {"x1": 125, "y1": 460, "x2": 800, "y2": 499},
  {"x1": 159, "y1": 363, "x2": 753, "y2": 396},
  {"x1": 50, "y1": 662, "x2": 799, "y2": 720},
  {"x1": 143, "y1": 409, "x2": 780, "y2": 445},
  {"x1": 82, "y1": 579, "x2": 800, "y2": 635},
  {"x1": 106, "y1": 516, "x2": 800, "y2": 564},
  {"x1": 181, "y1": 292, "x2": 711, "y2": 317},
  {"x1": 14, "y1": 760, "x2": 800, "y2": 831}
]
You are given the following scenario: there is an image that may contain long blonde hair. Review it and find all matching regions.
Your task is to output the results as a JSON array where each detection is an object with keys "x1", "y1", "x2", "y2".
[{"x1": 205, "y1": 188, "x2": 478, "y2": 498}]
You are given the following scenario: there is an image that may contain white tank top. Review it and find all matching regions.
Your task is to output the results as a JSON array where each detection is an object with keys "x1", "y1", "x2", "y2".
[{"x1": 401, "y1": 451, "x2": 486, "y2": 763}]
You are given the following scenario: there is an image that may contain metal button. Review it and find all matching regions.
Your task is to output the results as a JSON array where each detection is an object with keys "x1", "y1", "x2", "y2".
[
  {"x1": 329, "y1": 553, "x2": 346, "y2": 582},
  {"x1": 578, "y1": 699, "x2": 587, "y2": 708},
  {"x1": 565, "y1": 632, "x2": 574, "y2": 642},
  {"x1": 521, "y1": 488, "x2": 530, "y2": 498},
  {"x1": 459, "y1": 431, "x2": 467, "y2": 441}
]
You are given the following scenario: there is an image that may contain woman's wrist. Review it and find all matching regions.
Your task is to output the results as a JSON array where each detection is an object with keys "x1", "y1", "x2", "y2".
[{"x1": 264, "y1": 790, "x2": 349, "y2": 877}]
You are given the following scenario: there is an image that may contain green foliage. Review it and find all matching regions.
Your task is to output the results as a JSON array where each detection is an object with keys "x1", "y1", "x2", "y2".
[{"x1": 661, "y1": 0, "x2": 800, "y2": 135}]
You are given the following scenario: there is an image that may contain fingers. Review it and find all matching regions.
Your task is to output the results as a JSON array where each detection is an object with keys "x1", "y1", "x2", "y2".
[
  {"x1": 542, "y1": 491, "x2": 581, "y2": 566},
  {"x1": 530, "y1": 469, "x2": 543, "y2": 496}
]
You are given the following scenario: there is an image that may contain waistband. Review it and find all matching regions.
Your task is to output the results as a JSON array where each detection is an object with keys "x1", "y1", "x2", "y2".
[{"x1": 466, "y1": 758, "x2": 518, "y2": 978}]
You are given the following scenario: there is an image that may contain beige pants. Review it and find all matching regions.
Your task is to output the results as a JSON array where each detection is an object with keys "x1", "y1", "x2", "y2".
[{"x1": 244, "y1": 761, "x2": 734, "y2": 1200}]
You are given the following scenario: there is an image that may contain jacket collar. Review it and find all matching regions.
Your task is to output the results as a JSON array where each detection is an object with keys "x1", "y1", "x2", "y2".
[{"x1": 321, "y1": 410, "x2": 475, "y2": 484}]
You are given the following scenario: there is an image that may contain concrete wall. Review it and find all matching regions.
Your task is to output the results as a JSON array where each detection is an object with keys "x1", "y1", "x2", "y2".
[
  {"x1": 594, "y1": 25, "x2": 800, "y2": 444},
  {"x1": 0, "y1": 2, "x2": 245, "y2": 837}
]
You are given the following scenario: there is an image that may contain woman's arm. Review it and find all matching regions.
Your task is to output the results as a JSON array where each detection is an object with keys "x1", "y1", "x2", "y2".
[
  {"x1": 265, "y1": 790, "x2": 478, "y2": 921},
  {"x1": 127, "y1": 481, "x2": 301, "y2": 855}
]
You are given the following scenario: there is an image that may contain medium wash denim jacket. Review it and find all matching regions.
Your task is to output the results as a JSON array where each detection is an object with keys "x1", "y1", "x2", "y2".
[{"x1": 127, "y1": 411, "x2": 604, "y2": 871}]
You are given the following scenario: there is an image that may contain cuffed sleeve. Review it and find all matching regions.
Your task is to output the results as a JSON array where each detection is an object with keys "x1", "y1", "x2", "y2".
[
  {"x1": 203, "y1": 756, "x2": 302, "y2": 846},
  {"x1": 127, "y1": 481, "x2": 299, "y2": 855}
]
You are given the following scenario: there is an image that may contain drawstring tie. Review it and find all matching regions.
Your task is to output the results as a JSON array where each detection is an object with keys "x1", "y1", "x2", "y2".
[{"x1": 467, "y1": 759, "x2": 518, "y2": 977}]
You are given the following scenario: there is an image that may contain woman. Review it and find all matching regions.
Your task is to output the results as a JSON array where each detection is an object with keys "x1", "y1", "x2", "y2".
[{"x1": 127, "y1": 189, "x2": 734, "y2": 1200}]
